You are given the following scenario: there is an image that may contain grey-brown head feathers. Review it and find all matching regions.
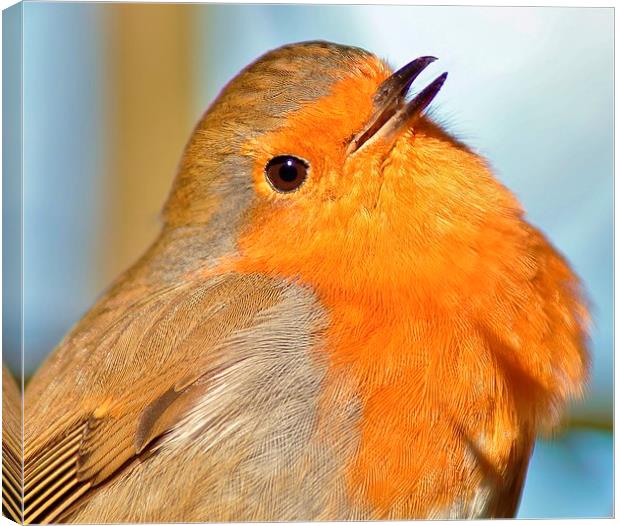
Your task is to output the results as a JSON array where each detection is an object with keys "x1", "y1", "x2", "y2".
[{"x1": 163, "y1": 41, "x2": 384, "y2": 229}]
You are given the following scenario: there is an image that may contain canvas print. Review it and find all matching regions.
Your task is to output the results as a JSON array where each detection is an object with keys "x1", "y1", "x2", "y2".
[{"x1": 2, "y1": 3, "x2": 613, "y2": 523}]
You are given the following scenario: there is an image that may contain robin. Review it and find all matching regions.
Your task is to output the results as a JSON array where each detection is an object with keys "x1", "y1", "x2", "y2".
[{"x1": 21, "y1": 41, "x2": 589, "y2": 523}]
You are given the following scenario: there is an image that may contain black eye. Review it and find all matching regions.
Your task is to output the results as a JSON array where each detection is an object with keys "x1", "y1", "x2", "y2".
[{"x1": 265, "y1": 155, "x2": 309, "y2": 193}]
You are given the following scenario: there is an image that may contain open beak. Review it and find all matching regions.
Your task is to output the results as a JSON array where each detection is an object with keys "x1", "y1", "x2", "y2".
[{"x1": 346, "y1": 56, "x2": 447, "y2": 156}]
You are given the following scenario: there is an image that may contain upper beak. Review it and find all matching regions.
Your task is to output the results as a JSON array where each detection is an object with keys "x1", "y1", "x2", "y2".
[{"x1": 346, "y1": 56, "x2": 447, "y2": 156}]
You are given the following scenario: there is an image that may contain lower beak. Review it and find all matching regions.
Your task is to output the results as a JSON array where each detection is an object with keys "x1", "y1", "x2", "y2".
[{"x1": 347, "y1": 56, "x2": 447, "y2": 156}]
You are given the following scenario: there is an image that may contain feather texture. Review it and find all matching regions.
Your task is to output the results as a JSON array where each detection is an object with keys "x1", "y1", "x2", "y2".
[
  {"x1": 3, "y1": 366, "x2": 22, "y2": 523},
  {"x1": 24, "y1": 272, "x2": 352, "y2": 522}
]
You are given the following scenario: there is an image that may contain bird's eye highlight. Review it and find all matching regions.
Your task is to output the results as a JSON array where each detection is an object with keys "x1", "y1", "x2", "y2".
[{"x1": 265, "y1": 155, "x2": 309, "y2": 193}]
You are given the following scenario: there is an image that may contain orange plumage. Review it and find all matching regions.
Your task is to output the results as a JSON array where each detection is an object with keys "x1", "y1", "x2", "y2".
[
  {"x1": 221, "y1": 56, "x2": 589, "y2": 517},
  {"x1": 19, "y1": 41, "x2": 589, "y2": 522}
]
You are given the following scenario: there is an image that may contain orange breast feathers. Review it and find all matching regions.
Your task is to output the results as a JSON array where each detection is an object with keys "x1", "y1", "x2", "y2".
[{"x1": 209, "y1": 64, "x2": 589, "y2": 517}]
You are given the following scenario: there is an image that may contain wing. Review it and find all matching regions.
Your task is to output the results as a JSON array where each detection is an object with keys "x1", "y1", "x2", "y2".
[
  {"x1": 23, "y1": 271, "x2": 327, "y2": 524},
  {"x1": 3, "y1": 365, "x2": 22, "y2": 523}
]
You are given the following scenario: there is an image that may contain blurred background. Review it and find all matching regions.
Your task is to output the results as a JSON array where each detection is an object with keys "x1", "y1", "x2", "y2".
[{"x1": 4, "y1": 3, "x2": 613, "y2": 518}]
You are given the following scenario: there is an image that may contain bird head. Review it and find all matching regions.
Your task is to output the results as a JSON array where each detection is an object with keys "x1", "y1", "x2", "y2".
[{"x1": 165, "y1": 41, "x2": 531, "y2": 309}]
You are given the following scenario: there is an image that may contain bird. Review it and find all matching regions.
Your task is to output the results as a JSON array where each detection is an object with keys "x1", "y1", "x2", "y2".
[{"x1": 21, "y1": 40, "x2": 589, "y2": 523}]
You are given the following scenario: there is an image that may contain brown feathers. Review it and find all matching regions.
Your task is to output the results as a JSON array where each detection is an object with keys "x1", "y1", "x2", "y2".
[
  {"x1": 3, "y1": 365, "x2": 22, "y2": 523},
  {"x1": 24, "y1": 421, "x2": 91, "y2": 524},
  {"x1": 24, "y1": 273, "x2": 338, "y2": 522}
]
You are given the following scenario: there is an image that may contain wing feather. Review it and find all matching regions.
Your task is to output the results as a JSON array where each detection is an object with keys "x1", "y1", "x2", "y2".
[
  {"x1": 3, "y1": 365, "x2": 23, "y2": 523},
  {"x1": 23, "y1": 273, "x2": 292, "y2": 523},
  {"x1": 23, "y1": 421, "x2": 88, "y2": 524}
]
